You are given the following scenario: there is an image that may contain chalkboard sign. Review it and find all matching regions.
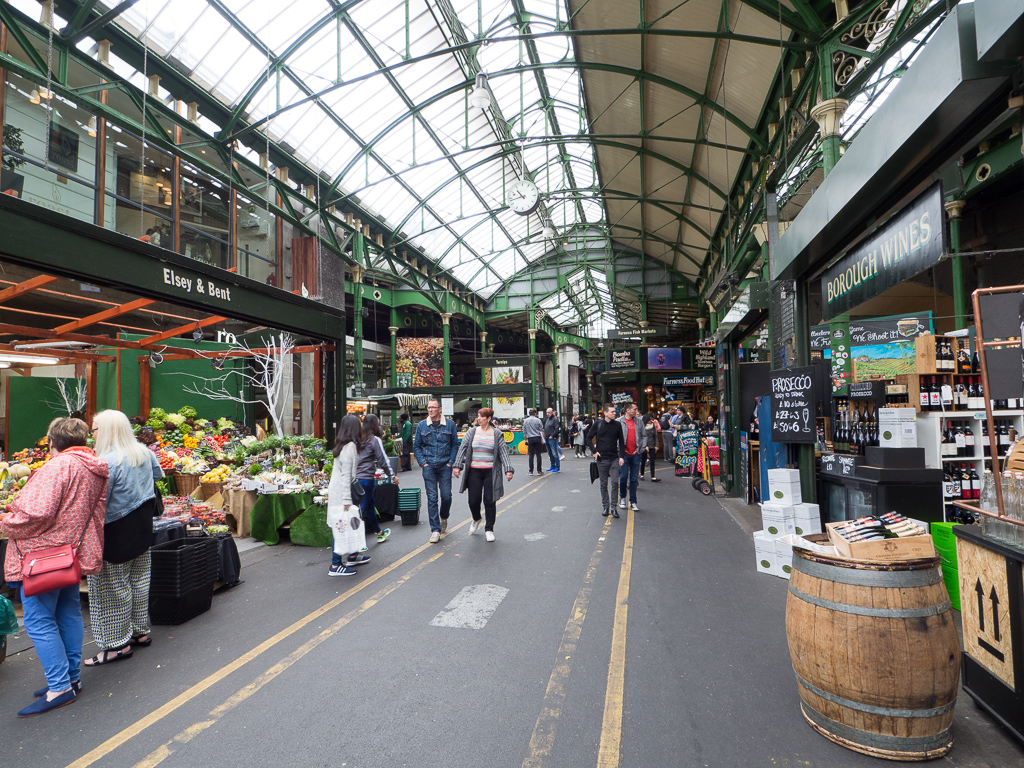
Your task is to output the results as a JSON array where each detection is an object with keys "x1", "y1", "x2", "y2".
[
  {"x1": 678, "y1": 425, "x2": 699, "y2": 456},
  {"x1": 821, "y1": 453, "x2": 858, "y2": 476},
  {"x1": 770, "y1": 365, "x2": 816, "y2": 444}
]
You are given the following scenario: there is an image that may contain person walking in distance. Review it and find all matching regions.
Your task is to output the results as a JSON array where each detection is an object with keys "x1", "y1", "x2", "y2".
[
  {"x1": 327, "y1": 415, "x2": 364, "y2": 577},
  {"x1": 398, "y1": 413, "x2": 413, "y2": 472},
  {"x1": 523, "y1": 408, "x2": 545, "y2": 475},
  {"x1": 590, "y1": 403, "x2": 627, "y2": 518},
  {"x1": 543, "y1": 407, "x2": 561, "y2": 473},
  {"x1": 617, "y1": 402, "x2": 647, "y2": 511},
  {"x1": 413, "y1": 398, "x2": 458, "y2": 543},
  {"x1": 638, "y1": 412, "x2": 662, "y2": 483},
  {"x1": 349, "y1": 414, "x2": 396, "y2": 566},
  {"x1": 660, "y1": 410, "x2": 675, "y2": 462},
  {"x1": 452, "y1": 408, "x2": 514, "y2": 542}
]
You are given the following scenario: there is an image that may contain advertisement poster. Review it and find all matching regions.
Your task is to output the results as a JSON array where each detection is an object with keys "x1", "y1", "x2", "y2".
[
  {"x1": 492, "y1": 396, "x2": 525, "y2": 420},
  {"x1": 692, "y1": 347, "x2": 715, "y2": 370},
  {"x1": 814, "y1": 313, "x2": 932, "y2": 390},
  {"x1": 647, "y1": 347, "x2": 683, "y2": 370},
  {"x1": 485, "y1": 366, "x2": 524, "y2": 386},
  {"x1": 395, "y1": 338, "x2": 444, "y2": 387},
  {"x1": 610, "y1": 389, "x2": 637, "y2": 406},
  {"x1": 607, "y1": 348, "x2": 638, "y2": 371}
]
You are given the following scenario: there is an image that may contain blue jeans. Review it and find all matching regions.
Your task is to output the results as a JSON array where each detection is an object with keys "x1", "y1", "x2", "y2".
[
  {"x1": 422, "y1": 463, "x2": 453, "y2": 532},
  {"x1": 618, "y1": 453, "x2": 641, "y2": 504},
  {"x1": 21, "y1": 584, "x2": 84, "y2": 693},
  {"x1": 546, "y1": 438, "x2": 561, "y2": 470},
  {"x1": 359, "y1": 478, "x2": 380, "y2": 535}
]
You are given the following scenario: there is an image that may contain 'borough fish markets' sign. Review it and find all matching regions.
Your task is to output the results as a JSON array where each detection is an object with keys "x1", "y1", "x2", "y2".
[{"x1": 821, "y1": 182, "x2": 946, "y2": 321}]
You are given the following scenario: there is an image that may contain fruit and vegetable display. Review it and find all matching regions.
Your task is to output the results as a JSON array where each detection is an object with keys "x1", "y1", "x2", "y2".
[{"x1": 395, "y1": 338, "x2": 444, "y2": 387}]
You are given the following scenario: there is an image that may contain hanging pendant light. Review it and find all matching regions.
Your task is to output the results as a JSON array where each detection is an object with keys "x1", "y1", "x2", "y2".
[
  {"x1": 86, "y1": 117, "x2": 97, "y2": 137},
  {"x1": 542, "y1": 218, "x2": 556, "y2": 240},
  {"x1": 39, "y1": 87, "x2": 53, "y2": 100},
  {"x1": 468, "y1": 73, "x2": 490, "y2": 111},
  {"x1": 29, "y1": 90, "x2": 41, "y2": 104}
]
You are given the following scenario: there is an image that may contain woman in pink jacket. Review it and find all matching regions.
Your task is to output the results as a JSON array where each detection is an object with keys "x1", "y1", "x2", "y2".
[{"x1": 0, "y1": 418, "x2": 109, "y2": 717}]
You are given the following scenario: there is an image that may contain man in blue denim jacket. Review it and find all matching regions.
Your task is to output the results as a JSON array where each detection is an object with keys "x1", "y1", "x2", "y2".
[{"x1": 413, "y1": 398, "x2": 459, "y2": 543}]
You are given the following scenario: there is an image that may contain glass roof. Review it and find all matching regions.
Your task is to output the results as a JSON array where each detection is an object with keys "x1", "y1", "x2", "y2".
[
  {"x1": 539, "y1": 265, "x2": 616, "y2": 338},
  {"x1": 82, "y1": 0, "x2": 604, "y2": 300}
]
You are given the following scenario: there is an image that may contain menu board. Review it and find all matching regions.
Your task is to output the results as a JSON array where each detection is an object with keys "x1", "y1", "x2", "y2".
[
  {"x1": 770, "y1": 365, "x2": 816, "y2": 444},
  {"x1": 692, "y1": 347, "x2": 716, "y2": 370}
]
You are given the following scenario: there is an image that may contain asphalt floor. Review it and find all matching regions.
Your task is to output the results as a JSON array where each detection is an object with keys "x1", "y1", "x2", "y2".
[{"x1": 1, "y1": 453, "x2": 1024, "y2": 767}]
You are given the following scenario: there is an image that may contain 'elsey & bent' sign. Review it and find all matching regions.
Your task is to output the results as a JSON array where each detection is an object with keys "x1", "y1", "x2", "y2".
[
  {"x1": 821, "y1": 182, "x2": 946, "y2": 320},
  {"x1": 163, "y1": 268, "x2": 233, "y2": 302}
]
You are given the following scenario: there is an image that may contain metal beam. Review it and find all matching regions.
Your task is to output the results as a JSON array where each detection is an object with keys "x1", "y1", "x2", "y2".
[{"x1": 63, "y1": 0, "x2": 140, "y2": 45}]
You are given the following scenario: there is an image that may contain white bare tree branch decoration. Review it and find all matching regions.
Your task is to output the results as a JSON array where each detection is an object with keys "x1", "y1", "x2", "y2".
[
  {"x1": 43, "y1": 377, "x2": 88, "y2": 416},
  {"x1": 167, "y1": 333, "x2": 295, "y2": 437}
]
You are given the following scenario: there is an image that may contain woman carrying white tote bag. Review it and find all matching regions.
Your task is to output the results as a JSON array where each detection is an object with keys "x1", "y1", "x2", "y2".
[{"x1": 326, "y1": 415, "x2": 368, "y2": 577}]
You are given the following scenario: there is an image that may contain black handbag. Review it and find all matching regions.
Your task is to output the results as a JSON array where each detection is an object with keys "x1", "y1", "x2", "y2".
[
  {"x1": 350, "y1": 479, "x2": 365, "y2": 505},
  {"x1": 589, "y1": 461, "x2": 600, "y2": 484},
  {"x1": 153, "y1": 481, "x2": 165, "y2": 517}
]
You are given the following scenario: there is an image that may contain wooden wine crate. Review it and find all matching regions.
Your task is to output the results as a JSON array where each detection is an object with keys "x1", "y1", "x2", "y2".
[{"x1": 915, "y1": 334, "x2": 940, "y2": 374}]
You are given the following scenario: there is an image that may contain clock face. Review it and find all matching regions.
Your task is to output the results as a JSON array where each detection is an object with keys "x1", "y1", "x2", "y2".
[{"x1": 506, "y1": 180, "x2": 540, "y2": 215}]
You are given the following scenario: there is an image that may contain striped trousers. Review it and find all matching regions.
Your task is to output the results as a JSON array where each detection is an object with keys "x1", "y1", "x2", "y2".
[{"x1": 87, "y1": 551, "x2": 151, "y2": 651}]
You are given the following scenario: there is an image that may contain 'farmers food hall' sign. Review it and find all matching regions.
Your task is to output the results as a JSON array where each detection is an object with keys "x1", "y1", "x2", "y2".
[{"x1": 821, "y1": 182, "x2": 946, "y2": 321}]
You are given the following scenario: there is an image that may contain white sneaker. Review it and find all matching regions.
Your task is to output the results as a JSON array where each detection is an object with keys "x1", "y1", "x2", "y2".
[
  {"x1": 630, "y1": 503, "x2": 639, "y2": 512},
  {"x1": 485, "y1": 530, "x2": 495, "y2": 542},
  {"x1": 468, "y1": 519, "x2": 481, "y2": 535},
  {"x1": 429, "y1": 531, "x2": 440, "y2": 544},
  {"x1": 618, "y1": 499, "x2": 626, "y2": 509}
]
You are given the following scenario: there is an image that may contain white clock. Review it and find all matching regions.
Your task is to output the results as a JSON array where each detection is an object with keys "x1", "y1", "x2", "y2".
[{"x1": 506, "y1": 179, "x2": 540, "y2": 215}]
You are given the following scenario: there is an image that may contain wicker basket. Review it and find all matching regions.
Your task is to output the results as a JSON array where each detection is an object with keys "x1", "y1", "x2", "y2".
[
  {"x1": 175, "y1": 473, "x2": 202, "y2": 496},
  {"x1": 200, "y1": 481, "x2": 225, "y2": 496}
]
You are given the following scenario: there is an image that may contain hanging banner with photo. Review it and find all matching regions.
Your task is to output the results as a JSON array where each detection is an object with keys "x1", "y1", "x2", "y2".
[
  {"x1": 395, "y1": 338, "x2": 444, "y2": 387},
  {"x1": 492, "y1": 396, "x2": 525, "y2": 420},
  {"x1": 485, "y1": 366, "x2": 524, "y2": 386}
]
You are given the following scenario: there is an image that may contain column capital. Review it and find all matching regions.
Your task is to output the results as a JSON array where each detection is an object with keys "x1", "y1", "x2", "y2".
[
  {"x1": 388, "y1": 326, "x2": 399, "y2": 336},
  {"x1": 488, "y1": 344, "x2": 496, "y2": 352},
  {"x1": 350, "y1": 264, "x2": 365, "y2": 284},
  {"x1": 639, "y1": 320, "x2": 649, "y2": 328},
  {"x1": 944, "y1": 199, "x2": 966, "y2": 219},
  {"x1": 528, "y1": 329, "x2": 537, "y2": 340},
  {"x1": 441, "y1": 312, "x2": 453, "y2": 325},
  {"x1": 810, "y1": 98, "x2": 849, "y2": 138},
  {"x1": 479, "y1": 331, "x2": 488, "y2": 342}
]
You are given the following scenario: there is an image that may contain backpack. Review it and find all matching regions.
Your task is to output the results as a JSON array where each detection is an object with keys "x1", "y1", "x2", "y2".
[{"x1": 660, "y1": 414, "x2": 672, "y2": 431}]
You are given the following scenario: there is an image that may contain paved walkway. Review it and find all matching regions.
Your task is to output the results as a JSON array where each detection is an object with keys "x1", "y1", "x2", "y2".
[{"x1": 1, "y1": 455, "x2": 1022, "y2": 767}]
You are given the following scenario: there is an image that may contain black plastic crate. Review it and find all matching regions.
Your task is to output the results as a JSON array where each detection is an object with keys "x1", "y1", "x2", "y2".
[
  {"x1": 150, "y1": 538, "x2": 218, "y2": 596},
  {"x1": 149, "y1": 583, "x2": 213, "y2": 625},
  {"x1": 400, "y1": 508, "x2": 420, "y2": 526}
]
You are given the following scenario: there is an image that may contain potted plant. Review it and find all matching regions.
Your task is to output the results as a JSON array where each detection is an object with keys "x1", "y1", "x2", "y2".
[
  {"x1": 2, "y1": 124, "x2": 27, "y2": 198},
  {"x1": 382, "y1": 430, "x2": 400, "y2": 475}
]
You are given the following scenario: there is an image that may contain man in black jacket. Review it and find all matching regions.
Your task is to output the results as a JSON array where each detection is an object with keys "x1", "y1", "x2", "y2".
[
  {"x1": 589, "y1": 403, "x2": 626, "y2": 517},
  {"x1": 543, "y1": 407, "x2": 562, "y2": 473}
]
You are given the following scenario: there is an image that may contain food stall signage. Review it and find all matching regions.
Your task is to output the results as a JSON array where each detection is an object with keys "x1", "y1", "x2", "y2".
[
  {"x1": 606, "y1": 348, "x2": 639, "y2": 371},
  {"x1": 692, "y1": 347, "x2": 715, "y2": 370},
  {"x1": 607, "y1": 326, "x2": 669, "y2": 339},
  {"x1": 475, "y1": 356, "x2": 532, "y2": 368},
  {"x1": 770, "y1": 365, "x2": 817, "y2": 444},
  {"x1": 610, "y1": 391, "x2": 635, "y2": 404},
  {"x1": 663, "y1": 375, "x2": 714, "y2": 387},
  {"x1": 821, "y1": 183, "x2": 946, "y2": 320},
  {"x1": 821, "y1": 453, "x2": 858, "y2": 476}
]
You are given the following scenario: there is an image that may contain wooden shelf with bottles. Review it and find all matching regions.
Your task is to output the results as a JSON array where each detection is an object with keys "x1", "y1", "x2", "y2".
[{"x1": 918, "y1": 410, "x2": 1023, "y2": 471}]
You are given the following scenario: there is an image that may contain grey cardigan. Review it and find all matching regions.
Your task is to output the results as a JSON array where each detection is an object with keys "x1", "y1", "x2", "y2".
[{"x1": 452, "y1": 426, "x2": 515, "y2": 499}]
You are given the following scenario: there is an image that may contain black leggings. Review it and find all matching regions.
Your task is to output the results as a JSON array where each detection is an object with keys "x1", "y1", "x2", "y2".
[
  {"x1": 640, "y1": 448, "x2": 656, "y2": 478},
  {"x1": 527, "y1": 438, "x2": 545, "y2": 473},
  {"x1": 467, "y1": 467, "x2": 496, "y2": 531}
]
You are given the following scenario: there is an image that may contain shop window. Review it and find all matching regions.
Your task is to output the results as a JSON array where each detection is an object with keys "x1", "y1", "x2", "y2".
[
  {"x1": 236, "y1": 194, "x2": 277, "y2": 286},
  {"x1": 110, "y1": 129, "x2": 174, "y2": 243},
  {"x1": 2, "y1": 75, "x2": 97, "y2": 224},
  {"x1": 179, "y1": 162, "x2": 231, "y2": 270}
]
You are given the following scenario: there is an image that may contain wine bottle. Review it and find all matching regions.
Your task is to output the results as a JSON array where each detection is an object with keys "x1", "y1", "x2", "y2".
[
  {"x1": 964, "y1": 422, "x2": 975, "y2": 456},
  {"x1": 971, "y1": 348, "x2": 981, "y2": 373},
  {"x1": 969, "y1": 466, "x2": 981, "y2": 500},
  {"x1": 941, "y1": 422, "x2": 954, "y2": 459},
  {"x1": 976, "y1": 377, "x2": 985, "y2": 411},
  {"x1": 960, "y1": 463, "x2": 972, "y2": 500},
  {"x1": 957, "y1": 342, "x2": 970, "y2": 374},
  {"x1": 929, "y1": 376, "x2": 941, "y2": 411},
  {"x1": 955, "y1": 422, "x2": 967, "y2": 458}
]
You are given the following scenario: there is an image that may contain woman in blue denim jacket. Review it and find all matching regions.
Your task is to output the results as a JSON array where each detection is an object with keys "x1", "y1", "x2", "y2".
[{"x1": 84, "y1": 410, "x2": 163, "y2": 666}]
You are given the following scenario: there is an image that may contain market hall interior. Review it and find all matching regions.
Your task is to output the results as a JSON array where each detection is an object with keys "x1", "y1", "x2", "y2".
[{"x1": 1, "y1": 460, "x2": 1021, "y2": 768}]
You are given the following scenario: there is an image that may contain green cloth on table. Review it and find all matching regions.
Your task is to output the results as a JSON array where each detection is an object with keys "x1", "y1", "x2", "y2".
[
  {"x1": 249, "y1": 492, "x2": 316, "y2": 546},
  {"x1": 289, "y1": 504, "x2": 332, "y2": 548}
]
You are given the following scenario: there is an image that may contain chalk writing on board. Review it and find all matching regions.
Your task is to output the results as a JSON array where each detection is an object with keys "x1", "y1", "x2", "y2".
[{"x1": 770, "y1": 365, "x2": 816, "y2": 444}]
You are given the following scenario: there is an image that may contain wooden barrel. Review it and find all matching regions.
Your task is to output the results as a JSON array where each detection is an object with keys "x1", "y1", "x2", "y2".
[{"x1": 786, "y1": 548, "x2": 960, "y2": 761}]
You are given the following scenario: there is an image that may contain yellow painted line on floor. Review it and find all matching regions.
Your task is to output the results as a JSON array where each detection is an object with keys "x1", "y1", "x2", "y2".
[
  {"x1": 596, "y1": 507, "x2": 636, "y2": 768},
  {"x1": 522, "y1": 519, "x2": 612, "y2": 768},
  {"x1": 66, "y1": 473, "x2": 547, "y2": 768},
  {"x1": 131, "y1": 548, "x2": 447, "y2": 768}
]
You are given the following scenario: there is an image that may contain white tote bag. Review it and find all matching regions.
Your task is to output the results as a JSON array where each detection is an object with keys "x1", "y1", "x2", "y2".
[{"x1": 327, "y1": 500, "x2": 367, "y2": 556}]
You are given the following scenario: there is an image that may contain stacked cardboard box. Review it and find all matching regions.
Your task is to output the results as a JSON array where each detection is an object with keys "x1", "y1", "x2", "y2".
[
  {"x1": 754, "y1": 472, "x2": 814, "y2": 580},
  {"x1": 930, "y1": 522, "x2": 960, "y2": 610},
  {"x1": 766, "y1": 468, "x2": 801, "y2": 504}
]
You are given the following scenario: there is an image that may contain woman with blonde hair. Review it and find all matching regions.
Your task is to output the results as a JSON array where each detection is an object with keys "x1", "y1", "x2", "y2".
[{"x1": 84, "y1": 409, "x2": 163, "y2": 666}]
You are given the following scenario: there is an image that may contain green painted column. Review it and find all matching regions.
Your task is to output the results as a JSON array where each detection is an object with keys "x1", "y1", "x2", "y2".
[
  {"x1": 480, "y1": 331, "x2": 489, "y2": 409},
  {"x1": 350, "y1": 240, "x2": 365, "y2": 392},
  {"x1": 441, "y1": 312, "x2": 452, "y2": 386},
  {"x1": 389, "y1": 308, "x2": 399, "y2": 387},
  {"x1": 709, "y1": 310, "x2": 718, "y2": 334},
  {"x1": 946, "y1": 200, "x2": 968, "y2": 330},
  {"x1": 529, "y1": 328, "x2": 538, "y2": 409},
  {"x1": 812, "y1": 46, "x2": 848, "y2": 176}
]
